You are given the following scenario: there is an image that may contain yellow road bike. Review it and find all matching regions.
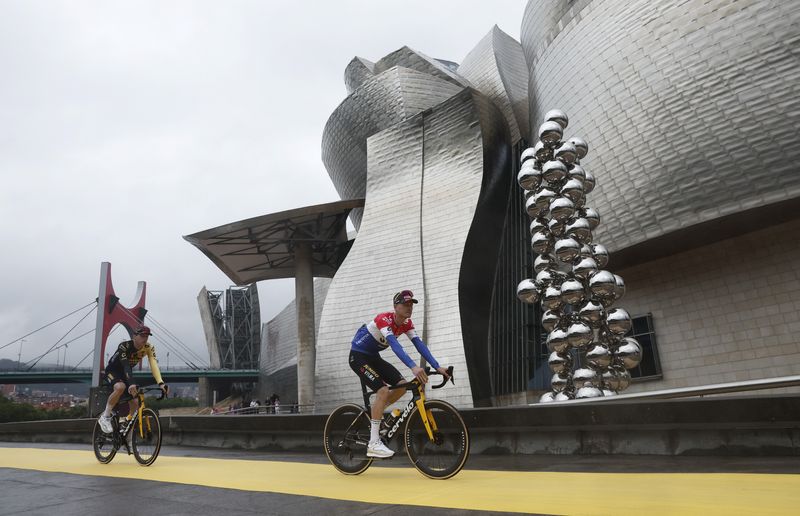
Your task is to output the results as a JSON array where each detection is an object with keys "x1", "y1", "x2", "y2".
[
  {"x1": 92, "y1": 385, "x2": 164, "y2": 466},
  {"x1": 324, "y1": 366, "x2": 469, "y2": 479}
]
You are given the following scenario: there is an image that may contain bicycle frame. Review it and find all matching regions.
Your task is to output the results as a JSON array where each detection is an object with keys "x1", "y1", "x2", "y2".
[
  {"x1": 114, "y1": 386, "x2": 159, "y2": 443},
  {"x1": 361, "y1": 366, "x2": 452, "y2": 444}
]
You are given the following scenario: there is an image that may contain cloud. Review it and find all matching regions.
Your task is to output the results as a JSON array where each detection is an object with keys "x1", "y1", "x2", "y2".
[{"x1": 0, "y1": 0, "x2": 527, "y2": 367}]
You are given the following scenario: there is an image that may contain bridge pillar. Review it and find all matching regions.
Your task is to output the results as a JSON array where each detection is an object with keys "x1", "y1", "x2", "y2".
[
  {"x1": 90, "y1": 262, "x2": 147, "y2": 387},
  {"x1": 294, "y1": 242, "x2": 316, "y2": 413},
  {"x1": 198, "y1": 377, "x2": 214, "y2": 407}
]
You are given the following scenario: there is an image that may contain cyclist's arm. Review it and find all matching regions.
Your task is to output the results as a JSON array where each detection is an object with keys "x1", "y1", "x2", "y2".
[
  {"x1": 381, "y1": 329, "x2": 417, "y2": 369},
  {"x1": 407, "y1": 331, "x2": 440, "y2": 369},
  {"x1": 145, "y1": 345, "x2": 165, "y2": 386}
]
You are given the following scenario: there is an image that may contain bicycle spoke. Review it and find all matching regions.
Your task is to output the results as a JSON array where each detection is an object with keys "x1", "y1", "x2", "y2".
[
  {"x1": 404, "y1": 400, "x2": 469, "y2": 479},
  {"x1": 324, "y1": 404, "x2": 374, "y2": 475}
]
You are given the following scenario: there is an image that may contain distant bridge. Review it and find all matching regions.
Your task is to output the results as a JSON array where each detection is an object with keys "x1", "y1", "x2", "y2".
[{"x1": 0, "y1": 368, "x2": 259, "y2": 385}]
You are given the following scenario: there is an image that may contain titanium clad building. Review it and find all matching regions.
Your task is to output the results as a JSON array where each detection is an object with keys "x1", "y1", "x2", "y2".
[
  {"x1": 193, "y1": 0, "x2": 800, "y2": 411},
  {"x1": 311, "y1": 0, "x2": 800, "y2": 410}
]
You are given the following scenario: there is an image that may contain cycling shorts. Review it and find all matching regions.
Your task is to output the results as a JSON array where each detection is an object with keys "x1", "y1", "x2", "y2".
[
  {"x1": 349, "y1": 350, "x2": 404, "y2": 392},
  {"x1": 103, "y1": 365, "x2": 130, "y2": 388}
]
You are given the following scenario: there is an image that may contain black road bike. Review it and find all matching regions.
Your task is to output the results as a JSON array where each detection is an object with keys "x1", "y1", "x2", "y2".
[
  {"x1": 324, "y1": 366, "x2": 469, "y2": 480},
  {"x1": 92, "y1": 385, "x2": 164, "y2": 466}
]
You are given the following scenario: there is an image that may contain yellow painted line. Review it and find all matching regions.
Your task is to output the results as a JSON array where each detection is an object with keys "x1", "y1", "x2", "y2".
[{"x1": 1, "y1": 447, "x2": 800, "y2": 515}]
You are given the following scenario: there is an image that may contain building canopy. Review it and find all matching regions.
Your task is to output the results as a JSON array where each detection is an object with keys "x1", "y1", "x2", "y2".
[{"x1": 184, "y1": 199, "x2": 364, "y2": 284}]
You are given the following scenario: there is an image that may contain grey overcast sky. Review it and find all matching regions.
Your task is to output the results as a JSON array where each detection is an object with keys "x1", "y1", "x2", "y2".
[{"x1": 0, "y1": 0, "x2": 527, "y2": 369}]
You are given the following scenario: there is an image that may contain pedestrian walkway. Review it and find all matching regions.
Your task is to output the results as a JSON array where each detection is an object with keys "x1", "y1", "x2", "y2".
[{"x1": 1, "y1": 444, "x2": 799, "y2": 515}]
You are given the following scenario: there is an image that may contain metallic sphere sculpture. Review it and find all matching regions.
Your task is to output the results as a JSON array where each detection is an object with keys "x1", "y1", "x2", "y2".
[{"x1": 517, "y1": 110, "x2": 644, "y2": 402}]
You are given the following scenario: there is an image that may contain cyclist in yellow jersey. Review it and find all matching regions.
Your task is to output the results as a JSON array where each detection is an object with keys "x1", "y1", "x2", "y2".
[{"x1": 97, "y1": 326, "x2": 168, "y2": 433}]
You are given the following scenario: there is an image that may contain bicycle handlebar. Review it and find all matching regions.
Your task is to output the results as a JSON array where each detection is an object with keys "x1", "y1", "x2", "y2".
[
  {"x1": 388, "y1": 366, "x2": 454, "y2": 391},
  {"x1": 427, "y1": 365, "x2": 455, "y2": 389}
]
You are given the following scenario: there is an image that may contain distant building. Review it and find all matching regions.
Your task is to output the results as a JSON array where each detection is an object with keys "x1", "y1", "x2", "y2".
[{"x1": 197, "y1": 285, "x2": 261, "y2": 370}]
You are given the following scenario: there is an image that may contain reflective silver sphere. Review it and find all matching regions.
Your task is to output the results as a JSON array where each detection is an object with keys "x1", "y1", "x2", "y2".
[
  {"x1": 531, "y1": 230, "x2": 553, "y2": 255},
  {"x1": 525, "y1": 194, "x2": 544, "y2": 218},
  {"x1": 550, "y1": 197, "x2": 576, "y2": 222},
  {"x1": 530, "y1": 218, "x2": 546, "y2": 236},
  {"x1": 615, "y1": 337, "x2": 643, "y2": 369},
  {"x1": 578, "y1": 299, "x2": 605, "y2": 327},
  {"x1": 520, "y1": 147, "x2": 536, "y2": 164},
  {"x1": 548, "y1": 217, "x2": 566, "y2": 238},
  {"x1": 613, "y1": 274, "x2": 626, "y2": 301},
  {"x1": 554, "y1": 237, "x2": 581, "y2": 263},
  {"x1": 560, "y1": 178, "x2": 585, "y2": 204},
  {"x1": 579, "y1": 244, "x2": 594, "y2": 260},
  {"x1": 538, "y1": 121, "x2": 563, "y2": 145},
  {"x1": 523, "y1": 189, "x2": 536, "y2": 201},
  {"x1": 542, "y1": 160, "x2": 568, "y2": 184},
  {"x1": 535, "y1": 269, "x2": 556, "y2": 287},
  {"x1": 534, "y1": 140, "x2": 552, "y2": 162},
  {"x1": 551, "y1": 372, "x2": 570, "y2": 392},
  {"x1": 584, "y1": 170, "x2": 596, "y2": 193},
  {"x1": 554, "y1": 391, "x2": 574, "y2": 401},
  {"x1": 539, "y1": 391, "x2": 556, "y2": 403},
  {"x1": 591, "y1": 243, "x2": 609, "y2": 268},
  {"x1": 572, "y1": 367, "x2": 599, "y2": 388},
  {"x1": 575, "y1": 386, "x2": 604, "y2": 399},
  {"x1": 573, "y1": 256, "x2": 599, "y2": 280},
  {"x1": 568, "y1": 163, "x2": 586, "y2": 185},
  {"x1": 589, "y1": 270, "x2": 617, "y2": 298},
  {"x1": 548, "y1": 351, "x2": 572, "y2": 374},
  {"x1": 555, "y1": 141, "x2": 577, "y2": 164},
  {"x1": 568, "y1": 136, "x2": 588, "y2": 159},
  {"x1": 615, "y1": 367, "x2": 631, "y2": 391},
  {"x1": 565, "y1": 217, "x2": 592, "y2": 244},
  {"x1": 561, "y1": 278, "x2": 586, "y2": 305},
  {"x1": 567, "y1": 321, "x2": 593, "y2": 348},
  {"x1": 534, "y1": 254, "x2": 554, "y2": 274},
  {"x1": 544, "y1": 109, "x2": 569, "y2": 129},
  {"x1": 516, "y1": 279, "x2": 540, "y2": 304},
  {"x1": 517, "y1": 166, "x2": 542, "y2": 191},
  {"x1": 541, "y1": 285, "x2": 564, "y2": 311},
  {"x1": 533, "y1": 187, "x2": 557, "y2": 215},
  {"x1": 547, "y1": 328, "x2": 570, "y2": 354},
  {"x1": 586, "y1": 343, "x2": 612, "y2": 370},
  {"x1": 601, "y1": 369, "x2": 620, "y2": 391},
  {"x1": 582, "y1": 207, "x2": 600, "y2": 229},
  {"x1": 606, "y1": 308, "x2": 632, "y2": 335},
  {"x1": 542, "y1": 309, "x2": 561, "y2": 333}
]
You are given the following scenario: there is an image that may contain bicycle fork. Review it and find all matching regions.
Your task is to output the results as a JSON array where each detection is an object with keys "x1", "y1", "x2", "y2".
[{"x1": 414, "y1": 391, "x2": 439, "y2": 442}]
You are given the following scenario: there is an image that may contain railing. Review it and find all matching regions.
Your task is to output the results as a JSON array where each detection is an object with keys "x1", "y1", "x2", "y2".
[
  {"x1": 537, "y1": 374, "x2": 800, "y2": 405},
  {"x1": 201, "y1": 404, "x2": 317, "y2": 416}
]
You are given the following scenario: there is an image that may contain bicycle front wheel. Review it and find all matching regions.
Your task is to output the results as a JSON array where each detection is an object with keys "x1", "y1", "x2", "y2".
[
  {"x1": 404, "y1": 399, "x2": 469, "y2": 479},
  {"x1": 92, "y1": 419, "x2": 117, "y2": 464},
  {"x1": 132, "y1": 408, "x2": 162, "y2": 466},
  {"x1": 323, "y1": 403, "x2": 374, "y2": 475}
]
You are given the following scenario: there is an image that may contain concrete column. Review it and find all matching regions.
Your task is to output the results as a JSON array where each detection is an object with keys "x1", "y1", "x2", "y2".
[{"x1": 294, "y1": 242, "x2": 316, "y2": 413}]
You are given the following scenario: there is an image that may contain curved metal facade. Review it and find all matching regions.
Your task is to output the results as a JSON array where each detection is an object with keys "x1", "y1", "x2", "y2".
[
  {"x1": 315, "y1": 88, "x2": 511, "y2": 411},
  {"x1": 521, "y1": 0, "x2": 800, "y2": 254},
  {"x1": 458, "y1": 26, "x2": 530, "y2": 143},
  {"x1": 321, "y1": 66, "x2": 464, "y2": 228}
]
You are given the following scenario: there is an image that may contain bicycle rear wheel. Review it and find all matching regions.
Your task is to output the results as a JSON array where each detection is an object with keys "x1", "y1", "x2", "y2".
[
  {"x1": 92, "y1": 419, "x2": 117, "y2": 464},
  {"x1": 132, "y1": 408, "x2": 162, "y2": 466},
  {"x1": 323, "y1": 403, "x2": 374, "y2": 475},
  {"x1": 404, "y1": 399, "x2": 469, "y2": 479}
]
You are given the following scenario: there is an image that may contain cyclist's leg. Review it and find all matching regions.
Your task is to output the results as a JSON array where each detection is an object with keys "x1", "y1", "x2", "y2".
[{"x1": 103, "y1": 379, "x2": 126, "y2": 418}]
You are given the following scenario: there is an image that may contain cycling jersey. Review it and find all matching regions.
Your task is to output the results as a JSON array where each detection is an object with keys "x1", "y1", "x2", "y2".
[
  {"x1": 351, "y1": 312, "x2": 440, "y2": 369},
  {"x1": 105, "y1": 340, "x2": 164, "y2": 385}
]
